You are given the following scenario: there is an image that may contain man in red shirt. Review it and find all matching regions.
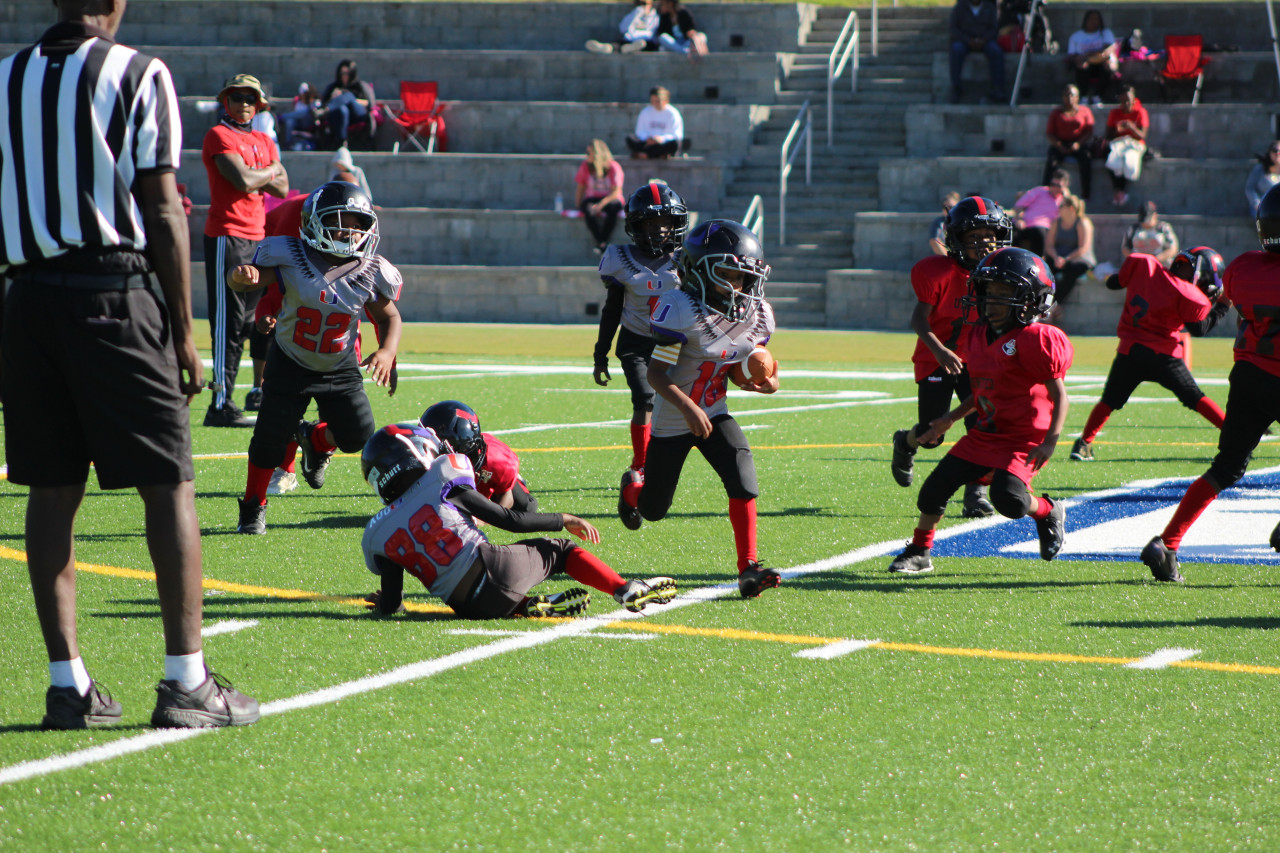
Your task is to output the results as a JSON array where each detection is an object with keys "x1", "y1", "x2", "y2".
[
  {"x1": 888, "y1": 248, "x2": 1074, "y2": 575},
  {"x1": 1071, "y1": 247, "x2": 1229, "y2": 462},
  {"x1": 202, "y1": 73, "x2": 289, "y2": 427},
  {"x1": 1141, "y1": 185, "x2": 1280, "y2": 582},
  {"x1": 891, "y1": 196, "x2": 1013, "y2": 518}
]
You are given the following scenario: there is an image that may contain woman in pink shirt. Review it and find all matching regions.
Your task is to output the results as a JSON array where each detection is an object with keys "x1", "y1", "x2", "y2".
[
  {"x1": 574, "y1": 139, "x2": 627, "y2": 254},
  {"x1": 1012, "y1": 169, "x2": 1070, "y2": 257}
]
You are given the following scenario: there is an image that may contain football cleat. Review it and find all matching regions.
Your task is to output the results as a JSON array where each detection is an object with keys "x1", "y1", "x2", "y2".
[
  {"x1": 1035, "y1": 495, "x2": 1066, "y2": 561},
  {"x1": 737, "y1": 561, "x2": 781, "y2": 598},
  {"x1": 296, "y1": 420, "x2": 334, "y2": 490},
  {"x1": 888, "y1": 543, "x2": 934, "y2": 575},
  {"x1": 42, "y1": 682, "x2": 123, "y2": 730},
  {"x1": 618, "y1": 468, "x2": 644, "y2": 530},
  {"x1": 962, "y1": 483, "x2": 995, "y2": 518},
  {"x1": 521, "y1": 587, "x2": 591, "y2": 618},
  {"x1": 203, "y1": 402, "x2": 254, "y2": 428},
  {"x1": 236, "y1": 497, "x2": 267, "y2": 535},
  {"x1": 243, "y1": 388, "x2": 264, "y2": 412},
  {"x1": 614, "y1": 577, "x2": 677, "y2": 612},
  {"x1": 890, "y1": 429, "x2": 915, "y2": 487},
  {"x1": 1272, "y1": 519, "x2": 1280, "y2": 553},
  {"x1": 1070, "y1": 438, "x2": 1094, "y2": 461},
  {"x1": 1141, "y1": 535, "x2": 1184, "y2": 583},
  {"x1": 267, "y1": 469, "x2": 298, "y2": 495}
]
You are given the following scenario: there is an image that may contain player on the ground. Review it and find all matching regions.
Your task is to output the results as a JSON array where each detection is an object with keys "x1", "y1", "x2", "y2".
[
  {"x1": 420, "y1": 400, "x2": 537, "y2": 511},
  {"x1": 616, "y1": 219, "x2": 782, "y2": 598},
  {"x1": 592, "y1": 181, "x2": 689, "y2": 478},
  {"x1": 887, "y1": 247, "x2": 1074, "y2": 575},
  {"x1": 230, "y1": 181, "x2": 401, "y2": 534},
  {"x1": 361, "y1": 426, "x2": 676, "y2": 616},
  {"x1": 1071, "y1": 247, "x2": 1230, "y2": 461},
  {"x1": 890, "y1": 196, "x2": 1015, "y2": 519},
  {"x1": 1140, "y1": 185, "x2": 1280, "y2": 582}
]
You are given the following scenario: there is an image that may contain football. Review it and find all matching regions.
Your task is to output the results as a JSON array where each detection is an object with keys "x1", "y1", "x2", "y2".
[{"x1": 728, "y1": 346, "x2": 776, "y2": 385}]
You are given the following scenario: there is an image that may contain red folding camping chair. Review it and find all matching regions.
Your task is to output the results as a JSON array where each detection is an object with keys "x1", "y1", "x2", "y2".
[
  {"x1": 1159, "y1": 35, "x2": 1210, "y2": 105},
  {"x1": 383, "y1": 81, "x2": 447, "y2": 153}
]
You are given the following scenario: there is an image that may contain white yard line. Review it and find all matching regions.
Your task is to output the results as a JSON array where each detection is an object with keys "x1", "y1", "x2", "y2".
[
  {"x1": 200, "y1": 620, "x2": 259, "y2": 638},
  {"x1": 794, "y1": 639, "x2": 882, "y2": 660},
  {"x1": 1124, "y1": 648, "x2": 1202, "y2": 670}
]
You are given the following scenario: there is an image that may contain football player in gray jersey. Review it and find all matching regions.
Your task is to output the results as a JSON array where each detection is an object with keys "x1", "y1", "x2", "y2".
[
  {"x1": 592, "y1": 182, "x2": 688, "y2": 479},
  {"x1": 617, "y1": 220, "x2": 783, "y2": 599},
  {"x1": 360, "y1": 426, "x2": 677, "y2": 617},
  {"x1": 228, "y1": 181, "x2": 402, "y2": 534}
]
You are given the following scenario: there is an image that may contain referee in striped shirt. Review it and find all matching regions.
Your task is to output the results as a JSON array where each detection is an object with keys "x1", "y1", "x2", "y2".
[{"x1": 0, "y1": 0, "x2": 257, "y2": 729}]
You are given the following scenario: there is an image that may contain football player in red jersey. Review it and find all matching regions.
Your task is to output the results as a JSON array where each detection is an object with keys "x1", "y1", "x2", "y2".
[
  {"x1": 592, "y1": 182, "x2": 688, "y2": 479},
  {"x1": 421, "y1": 400, "x2": 537, "y2": 511},
  {"x1": 888, "y1": 247, "x2": 1075, "y2": 575},
  {"x1": 890, "y1": 196, "x2": 1014, "y2": 519},
  {"x1": 1141, "y1": 184, "x2": 1280, "y2": 582},
  {"x1": 1070, "y1": 247, "x2": 1230, "y2": 462}
]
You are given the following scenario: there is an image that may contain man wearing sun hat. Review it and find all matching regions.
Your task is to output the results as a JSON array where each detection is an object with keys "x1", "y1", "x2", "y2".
[{"x1": 201, "y1": 72, "x2": 290, "y2": 427}]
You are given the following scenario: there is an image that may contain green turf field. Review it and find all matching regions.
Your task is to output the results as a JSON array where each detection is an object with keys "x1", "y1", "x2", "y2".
[{"x1": 1, "y1": 324, "x2": 1276, "y2": 852}]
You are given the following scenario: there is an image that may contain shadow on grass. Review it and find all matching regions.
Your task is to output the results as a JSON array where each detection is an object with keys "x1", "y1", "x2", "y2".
[
  {"x1": 1072, "y1": 616, "x2": 1280, "y2": 631},
  {"x1": 0, "y1": 722, "x2": 153, "y2": 734}
]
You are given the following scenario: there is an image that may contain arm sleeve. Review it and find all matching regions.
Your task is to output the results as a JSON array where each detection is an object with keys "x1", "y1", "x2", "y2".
[
  {"x1": 449, "y1": 485, "x2": 566, "y2": 533},
  {"x1": 1185, "y1": 300, "x2": 1230, "y2": 337},
  {"x1": 372, "y1": 554, "x2": 405, "y2": 614},
  {"x1": 594, "y1": 284, "x2": 625, "y2": 363}
]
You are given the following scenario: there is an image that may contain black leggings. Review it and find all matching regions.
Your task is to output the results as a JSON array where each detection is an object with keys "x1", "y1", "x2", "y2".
[
  {"x1": 580, "y1": 196, "x2": 623, "y2": 245},
  {"x1": 1206, "y1": 361, "x2": 1280, "y2": 489},
  {"x1": 640, "y1": 415, "x2": 757, "y2": 521},
  {"x1": 917, "y1": 453, "x2": 1034, "y2": 518}
]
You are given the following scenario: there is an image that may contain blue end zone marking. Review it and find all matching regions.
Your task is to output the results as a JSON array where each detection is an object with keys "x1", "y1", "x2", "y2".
[{"x1": 931, "y1": 465, "x2": 1280, "y2": 566}]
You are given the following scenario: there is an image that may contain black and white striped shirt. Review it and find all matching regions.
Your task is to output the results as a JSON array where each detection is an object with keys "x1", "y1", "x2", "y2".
[{"x1": 0, "y1": 22, "x2": 181, "y2": 273}]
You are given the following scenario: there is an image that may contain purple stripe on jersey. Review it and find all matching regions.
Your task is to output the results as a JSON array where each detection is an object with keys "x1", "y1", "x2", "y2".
[
  {"x1": 439, "y1": 476, "x2": 473, "y2": 505},
  {"x1": 650, "y1": 324, "x2": 688, "y2": 344}
]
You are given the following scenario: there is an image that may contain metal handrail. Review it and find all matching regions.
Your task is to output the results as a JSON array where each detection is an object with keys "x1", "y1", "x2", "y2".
[
  {"x1": 779, "y1": 100, "x2": 812, "y2": 247},
  {"x1": 871, "y1": 0, "x2": 879, "y2": 58},
  {"x1": 741, "y1": 194, "x2": 765, "y2": 245},
  {"x1": 1268, "y1": 0, "x2": 1280, "y2": 102},
  {"x1": 1009, "y1": 0, "x2": 1042, "y2": 108},
  {"x1": 827, "y1": 11, "x2": 860, "y2": 147}
]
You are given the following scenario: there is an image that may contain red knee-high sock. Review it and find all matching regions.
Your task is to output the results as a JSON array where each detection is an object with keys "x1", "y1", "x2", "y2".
[
  {"x1": 1029, "y1": 495, "x2": 1053, "y2": 520},
  {"x1": 1081, "y1": 402, "x2": 1112, "y2": 444},
  {"x1": 312, "y1": 422, "x2": 336, "y2": 454},
  {"x1": 1161, "y1": 475, "x2": 1220, "y2": 551},
  {"x1": 912, "y1": 527, "x2": 936, "y2": 549},
  {"x1": 621, "y1": 475, "x2": 643, "y2": 509},
  {"x1": 1195, "y1": 397, "x2": 1226, "y2": 429},
  {"x1": 280, "y1": 441, "x2": 299, "y2": 473},
  {"x1": 244, "y1": 462, "x2": 273, "y2": 505},
  {"x1": 564, "y1": 547, "x2": 627, "y2": 594},
  {"x1": 729, "y1": 497, "x2": 758, "y2": 571},
  {"x1": 629, "y1": 423, "x2": 650, "y2": 471}
]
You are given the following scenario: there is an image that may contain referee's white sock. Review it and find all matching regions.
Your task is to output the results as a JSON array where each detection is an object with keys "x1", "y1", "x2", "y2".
[
  {"x1": 164, "y1": 651, "x2": 207, "y2": 690},
  {"x1": 49, "y1": 657, "x2": 92, "y2": 696}
]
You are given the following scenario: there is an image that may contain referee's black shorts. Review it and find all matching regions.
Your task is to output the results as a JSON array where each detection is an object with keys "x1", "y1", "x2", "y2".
[
  {"x1": 1100, "y1": 344, "x2": 1206, "y2": 411},
  {"x1": 2, "y1": 274, "x2": 194, "y2": 489},
  {"x1": 247, "y1": 345, "x2": 375, "y2": 470}
]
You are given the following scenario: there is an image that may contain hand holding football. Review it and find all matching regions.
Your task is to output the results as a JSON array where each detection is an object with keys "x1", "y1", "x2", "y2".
[{"x1": 728, "y1": 346, "x2": 777, "y2": 386}]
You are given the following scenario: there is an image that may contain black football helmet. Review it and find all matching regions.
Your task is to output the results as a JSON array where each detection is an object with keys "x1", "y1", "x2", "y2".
[
  {"x1": 1258, "y1": 183, "x2": 1280, "y2": 253},
  {"x1": 678, "y1": 219, "x2": 770, "y2": 322},
  {"x1": 1170, "y1": 246, "x2": 1225, "y2": 299},
  {"x1": 961, "y1": 247, "x2": 1057, "y2": 326},
  {"x1": 419, "y1": 400, "x2": 487, "y2": 468},
  {"x1": 361, "y1": 425, "x2": 442, "y2": 504},
  {"x1": 300, "y1": 181, "x2": 378, "y2": 258},
  {"x1": 944, "y1": 196, "x2": 1014, "y2": 270},
  {"x1": 624, "y1": 181, "x2": 689, "y2": 255}
]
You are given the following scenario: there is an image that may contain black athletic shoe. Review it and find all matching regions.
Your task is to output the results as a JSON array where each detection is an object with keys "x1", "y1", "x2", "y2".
[
  {"x1": 244, "y1": 388, "x2": 264, "y2": 412},
  {"x1": 203, "y1": 402, "x2": 254, "y2": 428},
  {"x1": 521, "y1": 587, "x2": 591, "y2": 617},
  {"x1": 296, "y1": 420, "x2": 333, "y2": 490},
  {"x1": 1141, "y1": 535, "x2": 1184, "y2": 583},
  {"x1": 151, "y1": 670, "x2": 260, "y2": 728},
  {"x1": 618, "y1": 468, "x2": 643, "y2": 530},
  {"x1": 890, "y1": 429, "x2": 915, "y2": 487},
  {"x1": 613, "y1": 577, "x2": 678, "y2": 612},
  {"x1": 1070, "y1": 437, "x2": 1094, "y2": 461},
  {"x1": 1272, "y1": 519, "x2": 1280, "y2": 553},
  {"x1": 236, "y1": 497, "x2": 267, "y2": 535},
  {"x1": 1035, "y1": 495, "x2": 1066, "y2": 561},
  {"x1": 42, "y1": 682, "x2": 123, "y2": 730},
  {"x1": 962, "y1": 483, "x2": 995, "y2": 518},
  {"x1": 737, "y1": 561, "x2": 781, "y2": 598},
  {"x1": 888, "y1": 543, "x2": 934, "y2": 574}
]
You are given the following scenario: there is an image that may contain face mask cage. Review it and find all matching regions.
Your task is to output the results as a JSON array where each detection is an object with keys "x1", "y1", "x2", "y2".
[
  {"x1": 693, "y1": 253, "x2": 770, "y2": 321},
  {"x1": 304, "y1": 204, "x2": 379, "y2": 258}
]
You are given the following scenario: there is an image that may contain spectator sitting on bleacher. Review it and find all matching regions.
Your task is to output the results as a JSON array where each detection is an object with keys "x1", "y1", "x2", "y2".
[
  {"x1": 626, "y1": 87, "x2": 684, "y2": 160},
  {"x1": 1104, "y1": 86, "x2": 1148, "y2": 208},
  {"x1": 575, "y1": 140, "x2": 627, "y2": 255},
  {"x1": 948, "y1": 0, "x2": 1004, "y2": 104},
  {"x1": 1122, "y1": 201, "x2": 1179, "y2": 268},
  {"x1": 1065, "y1": 9, "x2": 1119, "y2": 108},
  {"x1": 319, "y1": 59, "x2": 374, "y2": 150},
  {"x1": 1044, "y1": 192, "x2": 1096, "y2": 324},
  {"x1": 655, "y1": 0, "x2": 709, "y2": 61},
  {"x1": 586, "y1": 0, "x2": 659, "y2": 54},
  {"x1": 1012, "y1": 170, "x2": 1069, "y2": 257},
  {"x1": 279, "y1": 83, "x2": 320, "y2": 152},
  {"x1": 929, "y1": 192, "x2": 962, "y2": 256},
  {"x1": 1245, "y1": 141, "x2": 1280, "y2": 216},
  {"x1": 1044, "y1": 84, "x2": 1095, "y2": 201}
]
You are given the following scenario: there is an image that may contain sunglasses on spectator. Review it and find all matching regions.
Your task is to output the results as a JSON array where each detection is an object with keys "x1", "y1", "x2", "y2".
[{"x1": 226, "y1": 91, "x2": 261, "y2": 105}]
